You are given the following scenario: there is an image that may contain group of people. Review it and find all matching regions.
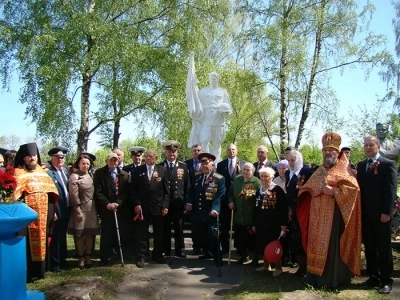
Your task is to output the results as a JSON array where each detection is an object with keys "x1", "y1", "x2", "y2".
[{"x1": 5, "y1": 131, "x2": 397, "y2": 294}]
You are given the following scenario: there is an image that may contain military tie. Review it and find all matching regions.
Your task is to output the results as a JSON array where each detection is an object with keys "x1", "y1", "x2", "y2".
[{"x1": 169, "y1": 162, "x2": 174, "y2": 170}]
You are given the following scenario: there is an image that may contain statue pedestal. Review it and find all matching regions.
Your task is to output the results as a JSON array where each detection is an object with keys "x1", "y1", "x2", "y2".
[{"x1": 0, "y1": 203, "x2": 44, "y2": 300}]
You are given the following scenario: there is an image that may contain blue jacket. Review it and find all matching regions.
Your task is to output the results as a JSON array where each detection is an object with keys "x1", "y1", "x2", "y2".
[{"x1": 187, "y1": 171, "x2": 225, "y2": 216}]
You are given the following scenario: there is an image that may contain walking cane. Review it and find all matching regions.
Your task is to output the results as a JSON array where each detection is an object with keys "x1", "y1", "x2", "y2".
[
  {"x1": 216, "y1": 214, "x2": 222, "y2": 277},
  {"x1": 228, "y1": 208, "x2": 234, "y2": 265},
  {"x1": 114, "y1": 210, "x2": 125, "y2": 267}
]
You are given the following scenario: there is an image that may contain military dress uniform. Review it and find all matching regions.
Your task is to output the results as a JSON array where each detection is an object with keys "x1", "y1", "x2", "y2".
[
  {"x1": 160, "y1": 160, "x2": 189, "y2": 256},
  {"x1": 187, "y1": 168, "x2": 225, "y2": 266}
]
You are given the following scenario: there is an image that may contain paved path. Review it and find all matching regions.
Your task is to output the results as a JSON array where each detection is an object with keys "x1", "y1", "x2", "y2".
[{"x1": 116, "y1": 254, "x2": 244, "y2": 300}]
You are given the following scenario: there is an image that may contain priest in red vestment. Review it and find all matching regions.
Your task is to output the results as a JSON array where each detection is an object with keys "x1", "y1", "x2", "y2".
[{"x1": 296, "y1": 132, "x2": 361, "y2": 289}]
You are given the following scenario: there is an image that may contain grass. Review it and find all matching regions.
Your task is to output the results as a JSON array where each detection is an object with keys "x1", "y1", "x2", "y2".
[
  {"x1": 224, "y1": 249, "x2": 399, "y2": 299},
  {"x1": 27, "y1": 235, "x2": 127, "y2": 299}
]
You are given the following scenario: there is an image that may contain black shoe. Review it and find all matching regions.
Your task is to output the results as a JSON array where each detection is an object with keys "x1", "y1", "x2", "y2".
[
  {"x1": 192, "y1": 248, "x2": 201, "y2": 255},
  {"x1": 152, "y1": 256, "x2": 166, "y2": 264},
  {"x1": 199, "y1": 253, "x2": 213, "y2": 260},
  {"x1": 294, "y1": 269, "x2": 306, "y2": 277},
  {"x1": 358, "y1": 276, "x2": 381, "y2": 288},
  {"x1": 164, "y1": 252, "x2": 171, "y2": 256},
  {"x1": 379, "y1": 284, "x2": 392, "y2": 294},
  {"x1": 175, "y1": 252, "x2": 187, "y2": 258},
  {"x1": 251, "y1": 258, "x2": 259, "y2": 266},
  {"x1": 136, "y1": 259, "x2": 145, "y2": 268},
  {"x1": 100, "y1": 260, "x2": 109, "y2": 267},
  {"x1": 236, "y1": 256, "x2": 250, "y2": 265}
]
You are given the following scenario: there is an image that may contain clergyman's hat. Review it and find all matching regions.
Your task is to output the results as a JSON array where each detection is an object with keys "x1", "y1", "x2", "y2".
[
  {"x1": 48, "y1": 146, "x2": 68, "y2": 156},
  {"x1": 129, "y1": 146, "x2": 146, "y2": 155},
  {"x1": 198, "y1": 152, "x2": 216, "y2": 163},
  {"x1": 14, "y1": 142, "x2": 42, "y2": 167},
  {"x1": 162, "y1": 140, "x2": 181, "y2": 151},
  {"x1": 321, "y1": 132, "x2": 341, "y2": 151}
]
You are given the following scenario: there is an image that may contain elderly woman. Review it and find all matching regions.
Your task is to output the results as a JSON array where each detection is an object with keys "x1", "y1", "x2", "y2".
[
  {"x1": 285, "y1": 150, "x2": 314, "y2": 276},
  {"x1": 253, "y1": 167, "x2": 288, "y2": 276},
  {"x1": 273, "y1": 159, "x2": 289, "y2": 191},
  {"x1": 68, "y1": 154, "x2": 100, "y2": 269},
  {"x1": 228, "y1": 162, "x2": 261, "y2": 264}
]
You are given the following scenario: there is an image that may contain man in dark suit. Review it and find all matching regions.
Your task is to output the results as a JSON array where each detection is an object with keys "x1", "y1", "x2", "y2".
[
  {"x1": 121, "y1": 146, "x2": 145, "y2": 257},
  {"x1": 184, "y1": 143, "x2": 203, "y2": 254},
  {"x1": 45, "y1": 146, "x2": 70, "y2": 272},
  {"x1": 253, "y1": 145, "x2": 277, "y2": 178},
  {"x1": 357, "y1": 136, "x2": 397, "y2": 294},
  {"x1": 216, "y1": 143, "x2": 246, "y2": 253},
  {"x1": 94, "y1": 152, "x2": 130, "y2": 266},
  {"x1": 132, "y1": 149, "x2": 170, "y2": 268},
  {"x1": 123, "y1": 146, "x2": 145, "y2": 176},
  {"x1": 186, "y1": 153, "x2": 226, "y2": 267},
  {"x1": 160, "y1": 140, "x2": 189, "y2": 258}
]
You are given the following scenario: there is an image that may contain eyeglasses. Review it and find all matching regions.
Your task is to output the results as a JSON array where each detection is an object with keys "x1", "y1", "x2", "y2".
[{"x1": 56, "y1": 156, "x2": 65, "y2": 159}]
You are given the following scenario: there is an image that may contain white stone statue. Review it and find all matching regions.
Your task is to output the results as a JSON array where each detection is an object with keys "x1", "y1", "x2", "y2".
[{"x1": 186, "y1": 53, "x2": 232, "y2": 161}]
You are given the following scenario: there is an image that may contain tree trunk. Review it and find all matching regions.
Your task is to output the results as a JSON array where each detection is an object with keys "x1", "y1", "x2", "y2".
[
  {"x1": 113, "y1": 119, "x2": 121, "y2": 149},
  {"x1": 295, "y1": 1, "x2": 326, "y2": 148},
  {"x1": 77, "y1": 72, "x2": 91, "y2": 153}
]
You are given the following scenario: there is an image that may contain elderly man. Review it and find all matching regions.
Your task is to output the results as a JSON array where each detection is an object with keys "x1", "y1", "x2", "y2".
[
  {"x1": 113, "y1": 147, "x2": 126, "y2": 170},
  {"x1": 94, "y1": 152, "x2": 130, "y2": 266},
  {"x1": 159, "y1": 140, "x2": 189, "y2": 258},
  {"x1": 296, "y1": 132, "x2": 361, "y2": 289},
  {"x1": 45, "y1": 146, "x2": 70, "y2": 272},
  {"x1": 357, "y1": 136, "x2": 397, "y2": 294},
  {"x1": 12, "y1": 142, "x2": 59, "y2": 282},
  {"x1": 120, "y1": 146, "x2": 145, "y2": 257},
  {"x1": 185, "y1": 153, "x2": 226, "y2": 267},
  {"x1": 131, "y1": 149, "x2": 170, "y2": 268},
  {"x1": 340, "y1": 146, "x2": 356, "y2": 170},
  {"x1": 184, "y1": 143, "x2": 203, "y2": 254},
  {"x1": 253, "y1": 145, "x2": 277, "y2": 178},
  {"x1": 217, "y1": 143, "x2": 246, "y2": 254}
]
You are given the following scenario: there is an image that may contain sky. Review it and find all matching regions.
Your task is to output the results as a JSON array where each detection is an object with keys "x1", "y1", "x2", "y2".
[{"x1": 0, "y1": 0, "x2": 397, "y2": 152}]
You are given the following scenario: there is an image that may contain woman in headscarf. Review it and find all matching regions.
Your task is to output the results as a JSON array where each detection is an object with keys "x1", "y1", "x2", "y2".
[
  {"x1": 228, "y1": 162, "x2": 261, "y2": 264},
  {"x1": 253, "y1": 167, "x2": 288, "y2": 276},
  {"x1": 285, "y1": 150, "x2": 314, "y2": 277},
  {"x1": 273, "y1": 159, "x2": 289, "y2": 191}
]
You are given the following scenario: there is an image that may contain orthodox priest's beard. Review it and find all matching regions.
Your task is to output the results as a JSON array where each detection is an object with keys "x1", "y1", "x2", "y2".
[
  {"x1": 324, "y1": 156, "x2": 337, "y2": 168},
  {"x1": 24, "y1": 161, "x2": 37, "y2": 171}
]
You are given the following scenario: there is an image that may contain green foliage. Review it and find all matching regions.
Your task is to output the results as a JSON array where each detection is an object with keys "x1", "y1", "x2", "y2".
[{"x1": 299, "y1": 144, "x2": 323, "y2": 166}]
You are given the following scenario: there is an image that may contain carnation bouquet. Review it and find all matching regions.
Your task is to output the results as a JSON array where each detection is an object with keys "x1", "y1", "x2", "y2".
[{"x1": 0, "y1": 166, "x2": 17, "y2": 203}]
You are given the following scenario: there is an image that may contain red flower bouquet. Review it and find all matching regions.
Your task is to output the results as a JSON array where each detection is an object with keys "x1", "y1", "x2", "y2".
[{"x1": 0, "y1": 166, "x2": 17, "y2": 203}]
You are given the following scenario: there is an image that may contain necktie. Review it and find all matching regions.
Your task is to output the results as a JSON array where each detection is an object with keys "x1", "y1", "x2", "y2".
[
  {"x1": 169, "y1": 162, "x2": 174, "y2": 170},
  {"x1": 229, "y1": 159, "x2": 234, "y2": 176},
  {"x1": 109, "y1": 170, "x2": 118, "y2": 198},
  {"x1": 366, "y1": 158, "x2": 373, "y2": 172},
  {"x1": 194, "y1": 160, "x2": 199, "y2": 172},
  {"x1": 148, "y1": 167, "x2": 153, "y2": 179},
  {"x1": 259, "y1": 162, "x2": 264, "y2": 170},
  {"x1": 202, "y1": 174, "x2": 208, "y2": 186},
  {"x1": 59, "y1": 168, "x2": 69, "y2": 206}
]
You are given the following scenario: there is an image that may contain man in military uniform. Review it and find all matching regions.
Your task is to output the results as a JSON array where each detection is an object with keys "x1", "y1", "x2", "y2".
[
  {"x1": 185, "y1": 153, "x2": 225, "y2": 267},
  {"x1": 123, "y1": 146, "x2": 145, "y2": 176},
  {"x1": 119, "y1": 146, "x2": 145, "y2": 258},
  {"x1": 160, "y1": 140, "x2": 189, "y2": 258},
  {"x1": 45, "y1": 146, "x2": 70, "y2": 272}
]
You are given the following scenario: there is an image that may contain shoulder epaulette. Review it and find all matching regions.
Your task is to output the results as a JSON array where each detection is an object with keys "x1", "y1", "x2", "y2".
[
  {"x1": 213, "y1": 173, "x2": 223, "y2": 179},
  {"x1": 178, "y1": 160, "x2": 186, "y2": 164}
]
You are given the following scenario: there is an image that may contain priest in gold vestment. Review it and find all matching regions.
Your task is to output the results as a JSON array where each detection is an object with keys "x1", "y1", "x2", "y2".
[
  {"x1": 297, "y1": 132, "x2": 361, "y2": 289},
  {"x1": 13, "y1": 142, "x2": 58, "y2": 282}
]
